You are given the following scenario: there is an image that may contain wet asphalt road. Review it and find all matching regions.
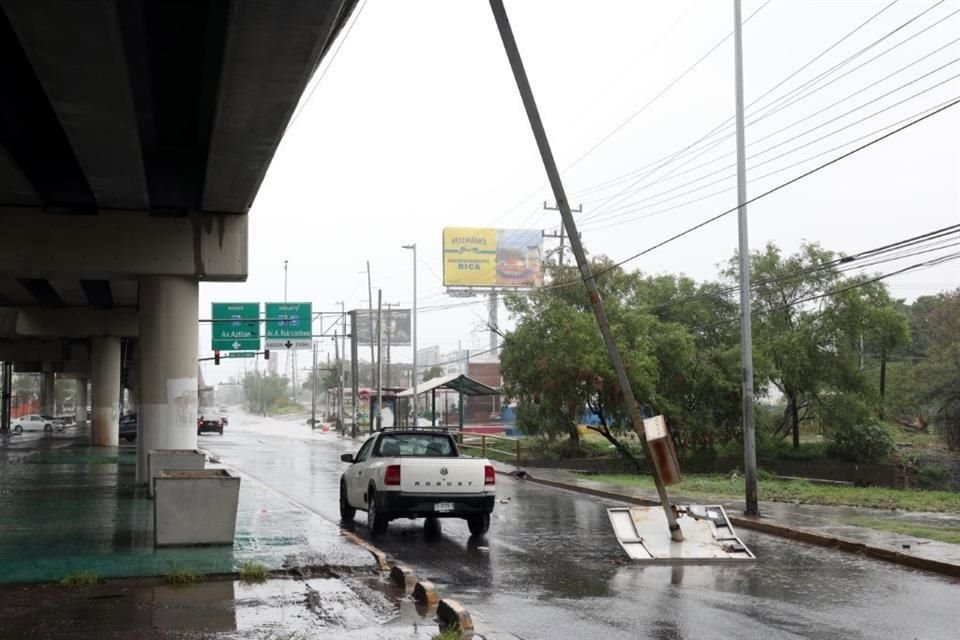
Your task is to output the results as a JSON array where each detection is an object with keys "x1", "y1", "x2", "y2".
[{"x1": 206, "y1": 414, "x2": 960, "y2": 640}]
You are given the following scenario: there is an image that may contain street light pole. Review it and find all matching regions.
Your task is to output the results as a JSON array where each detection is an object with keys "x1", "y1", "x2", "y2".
[
  {"x1": 734, "y1": 0, "x2": 759, "y2": 517},
  {"x1": 402, "y1": 243, "x2": 417, "y2": 424}
]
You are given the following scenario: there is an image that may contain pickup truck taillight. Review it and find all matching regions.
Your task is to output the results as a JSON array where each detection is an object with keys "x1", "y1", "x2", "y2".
[
  {"x1": 484, "y1": 465, "x2": 496, "y2": 486},
  {"x1": 384, "y1": 465, "x2": 401, "y2": 486}
]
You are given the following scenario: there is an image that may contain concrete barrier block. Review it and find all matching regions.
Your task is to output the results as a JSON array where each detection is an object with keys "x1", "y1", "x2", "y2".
[
  {"x1": 154, "y1": 469, "x2": 240, "y2": 546},
  {"x1": 437, "y1": 598, "x2": 474, "y2": 637},
  {"x1": 413, "y1": 580, "x2": 439, "y2": 606},
  {"x1": 148, "y1": 449, "x2": 205, "y2": 498},
  {"x1": 390, "y1": 564, "x2": 416, "y2": 591}
]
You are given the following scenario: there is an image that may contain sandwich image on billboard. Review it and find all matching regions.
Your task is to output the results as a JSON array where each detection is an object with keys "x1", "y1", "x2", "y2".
[{"x1": 443, "y1": 227, "x2": 543, "y2": 287}]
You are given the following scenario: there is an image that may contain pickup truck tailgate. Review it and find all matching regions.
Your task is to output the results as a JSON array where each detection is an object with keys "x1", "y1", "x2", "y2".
[{"x1": 400, "y1": 459, "x2": 488, "y2": 494}]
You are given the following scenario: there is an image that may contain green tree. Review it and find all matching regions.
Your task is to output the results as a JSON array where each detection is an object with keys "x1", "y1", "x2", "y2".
[
  {"x1": 242, "y1": 372, "x2": 289, "y2": 415},
  {"x1": 422, "y1": 366, "x2": 445, "y2": 382},
  {"x1": 732, "y1": 242, "x2": 907, "y2": 449},
  {"x1": 502, "y1": 258, "x2": 741, "y2": 466}
]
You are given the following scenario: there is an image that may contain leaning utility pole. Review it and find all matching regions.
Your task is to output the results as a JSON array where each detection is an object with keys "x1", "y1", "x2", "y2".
[
  {"x1": 489, "y1": 0, "x2": 682, "y2": 540},
  {"x1": 734, "y1": 0, "x2": 759, "y2": 517}
]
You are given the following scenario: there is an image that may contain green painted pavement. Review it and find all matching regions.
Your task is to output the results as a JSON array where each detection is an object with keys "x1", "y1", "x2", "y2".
[{"x1": 0, "y1": 445, "x2": 370, "y2": 584}]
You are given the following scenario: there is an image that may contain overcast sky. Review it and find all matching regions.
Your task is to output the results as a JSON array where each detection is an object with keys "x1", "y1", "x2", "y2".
[{"x1": 199, "y1": 0, "x2": 960, "y2": 386}]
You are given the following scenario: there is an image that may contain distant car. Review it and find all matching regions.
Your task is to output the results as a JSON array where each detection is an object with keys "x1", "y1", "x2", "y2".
[
  {"x1": 197, "y1": 409, "x2": 225, "y2": 436},
  {"x1": 119, "y1": 413, "x2": 137, "y2": 442},
  {"x1": 10, "y1": 414, "x2": 56, "y2": 435}
]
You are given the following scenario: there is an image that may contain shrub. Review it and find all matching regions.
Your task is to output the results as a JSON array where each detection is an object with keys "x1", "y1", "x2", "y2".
[
  {"x1": 916, "y1": 464, "x2": 951, "y2": 489},
  {"x1": 823, "y1": 395, "x2": 893, "y2": 462},
  {"x1": 60, "y1": 570, "x2": 99, "y2": 588},
  {"x1": 238, "y1": 562, "x2": 268, "y2": 583},
  {"x1": 165, "y1": 564, "x2": 205, "y2": 585}
]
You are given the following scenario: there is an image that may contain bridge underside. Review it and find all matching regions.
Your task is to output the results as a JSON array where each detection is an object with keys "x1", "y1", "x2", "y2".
[{"x1": 0, "y1": 0, "x2": 357, "y2": 460}]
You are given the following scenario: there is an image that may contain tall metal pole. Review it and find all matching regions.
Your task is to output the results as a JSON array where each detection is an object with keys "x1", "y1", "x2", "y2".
[
  {"x1": 402, "y1": 243, "x2": 417, "y2": 422},
  {"x1": 366, "y1": 261, "x2": 375, "y2": 385},
  {"x1": 375, "y1": 289, "x2": 383, "y2": 431},
  {"x1": 385, "y1": 303, "x2": 392, "y2": 390},
  {"x1": 489, "y1": 0, "x2": 682, "y2": 540},
  {"x1": 349, "y1": 311, "x2": 359, "y2": 438},
  {"x1": 338, "y1": 302, "x2": 346, "y2": 433},
  {"x1": 488, "y1": 290, "x2": 499, "y2": 353},
  {"x1": 311, "y1": 342, "x2": 317, "y2": 428},
  {"x1": 734, "y1": 0, "x2": 759, "y2": 517}
]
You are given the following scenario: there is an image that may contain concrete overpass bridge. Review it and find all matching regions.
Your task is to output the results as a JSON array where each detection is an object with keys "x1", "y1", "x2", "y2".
[{"x1": 0, "y1": 0, "x2": 357, "y2": 482}]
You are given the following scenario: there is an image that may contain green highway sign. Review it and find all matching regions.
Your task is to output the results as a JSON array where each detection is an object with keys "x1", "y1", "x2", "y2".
[
  {"x1": 265, "y1": 302, "x2": 312, "y2": 350},
  {"x1": 225, "y1": 351, "x2": 257, "y2": 358},
  {"x1": 212, "y1": 302, "x2": 261, "y2": 352}
]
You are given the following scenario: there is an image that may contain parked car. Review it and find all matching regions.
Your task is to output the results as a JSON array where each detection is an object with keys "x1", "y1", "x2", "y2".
[
  {"x1": 197, "y1": 409, "x2": 225, "y2": 436},
  {"x1": 119, "y1": 413, "x2": 137, "y2": 442},
  {"x1": 11, "y1": 414, "x2": 56, "y2": 434},
  {"x1": 339, "y1": 428, "x2": 496, "y2": 537}
]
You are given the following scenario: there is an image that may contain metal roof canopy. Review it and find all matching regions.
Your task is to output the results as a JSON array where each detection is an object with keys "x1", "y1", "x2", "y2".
[
  {"x1": 397, "y1": 373, "x2": 500, "y2": 431},
  {"x1": 396, "y1": 373, "x2": 499, "y2": 398}
]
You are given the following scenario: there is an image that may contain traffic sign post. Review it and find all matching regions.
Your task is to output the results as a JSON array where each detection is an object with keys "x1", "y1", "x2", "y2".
[
  {"x1": 212, "y1": 303, "x2": 261, "y2": 352},
  {"x1": 265, "y1": 302, "x2": 312, "y2": 350}
]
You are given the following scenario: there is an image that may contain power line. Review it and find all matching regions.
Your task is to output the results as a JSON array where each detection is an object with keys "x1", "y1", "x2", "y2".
[
  {"x1": 590, "y1": 41, "x2": 960, "y2": 221},
  {"x1": 483, "y1": 0, "x2": 772, "y2": 236},
  {"x1": 690, "y1": 251, "x2": 960, "y2": 332},
  {"x1": 582, "y1": 76, "x2": 960, "y2": 230},
  {"x1": 284, "y1": 0, "x2": 368, "y2": 134},
  {"x1": 570, "y1": 0, "x2": 953, "y2": 216}
]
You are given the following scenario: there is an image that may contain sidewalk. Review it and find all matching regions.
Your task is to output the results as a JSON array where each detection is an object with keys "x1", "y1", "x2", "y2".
[
  {"x1": 0, "y1": 442, "x2": 373, "y2": 584},
  {"x1": 494, "y1": 462, "x2": 960, "y2": 576}
]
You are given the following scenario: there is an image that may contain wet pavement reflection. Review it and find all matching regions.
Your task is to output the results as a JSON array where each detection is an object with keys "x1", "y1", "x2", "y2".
[{"x1": 207, "y1": 415, "x2": 960, "y2": 640}]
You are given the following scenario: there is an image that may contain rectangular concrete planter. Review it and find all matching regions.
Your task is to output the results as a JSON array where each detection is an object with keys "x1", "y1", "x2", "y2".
[
  {"x1": 148, "y1": 449, "x2": 206, "y2": 498},
  {"x1": 154, "y1": 469, "x2": 240, "y2": 547}
]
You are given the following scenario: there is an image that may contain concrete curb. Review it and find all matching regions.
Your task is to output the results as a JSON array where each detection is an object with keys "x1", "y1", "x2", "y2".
[
  {"x1": 505, "y1": 470, "x2": 960, "y2": 579},
  {"x1": 380, "y1": 559, "x2": 477, "y2": 638},
  {"x1": 437, "y1": 598, "x2": 475, "y2": 638},
  {"x1": 389, "y1": 564, "x2": 416, "y2": 591},
  {"x1": 339, "y1": 530, "x2": 389, "y2": 571},
  {"x1": 413, "y1": 580, "x2": 439, "y2": 606}
]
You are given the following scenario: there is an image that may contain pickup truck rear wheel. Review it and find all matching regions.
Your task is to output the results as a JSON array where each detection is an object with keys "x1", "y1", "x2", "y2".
[
  {"x1": 467, "y1": 513, "x2": 490, "y2": 536},
  {"x1": 339, "y1": 481, "x2": 356, "y2": 521},
  {"x1": 367, "y1": 489, "x2": 389, "y2": 537}
]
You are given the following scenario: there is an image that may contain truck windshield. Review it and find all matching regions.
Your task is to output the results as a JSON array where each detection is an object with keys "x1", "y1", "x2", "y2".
[{"x1": 377, "y1": 433, "x2": 456, "y2": 457}]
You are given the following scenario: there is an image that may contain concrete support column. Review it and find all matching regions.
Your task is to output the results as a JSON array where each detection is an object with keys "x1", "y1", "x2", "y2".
[
  {"x1": 91, "y1": 337, "x2": 121, "y2": 445},
  {"x1": 125, "y1": 349, "x2": 139, "y2": 414},
  {"x1": 40, "y1": 371, "x2": 56, "y2": 415},
  {"x1": 76, "y1": 379, "x2": 88, "y2": 424},
  {"x1": 137, "y1": 276, "x2": 198, "y2": 484}
]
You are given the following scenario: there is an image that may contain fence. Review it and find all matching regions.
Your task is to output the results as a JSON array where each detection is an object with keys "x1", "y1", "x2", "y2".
[{"x1": 456, "y1": 432, "x2": 523, "y2": 466}]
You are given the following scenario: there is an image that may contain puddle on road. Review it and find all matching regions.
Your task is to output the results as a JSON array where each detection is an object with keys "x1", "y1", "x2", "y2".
[{"x1": 0, "y1": 576, "x2": 438, "y2": 640}]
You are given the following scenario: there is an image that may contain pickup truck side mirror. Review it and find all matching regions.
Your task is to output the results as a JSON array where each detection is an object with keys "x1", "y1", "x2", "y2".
[{"x1": 340, "y1": 453, "x2": 355, "y2": 463}]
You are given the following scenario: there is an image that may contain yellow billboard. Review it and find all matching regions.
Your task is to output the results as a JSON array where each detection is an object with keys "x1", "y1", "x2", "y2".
[{"x1": 443, "y1": 227, "x2": 543, "y2": 288}]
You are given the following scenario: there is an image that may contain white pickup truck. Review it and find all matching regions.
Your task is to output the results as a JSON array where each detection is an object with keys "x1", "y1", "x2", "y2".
[{"x1": 339, "y1": 428, "x2": 496, "y2": 537}]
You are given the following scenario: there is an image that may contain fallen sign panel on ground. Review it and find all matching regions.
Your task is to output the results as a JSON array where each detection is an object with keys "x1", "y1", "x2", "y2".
[{"x1": 608, "y1": 505, "x2": 755, "y2": 563}]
